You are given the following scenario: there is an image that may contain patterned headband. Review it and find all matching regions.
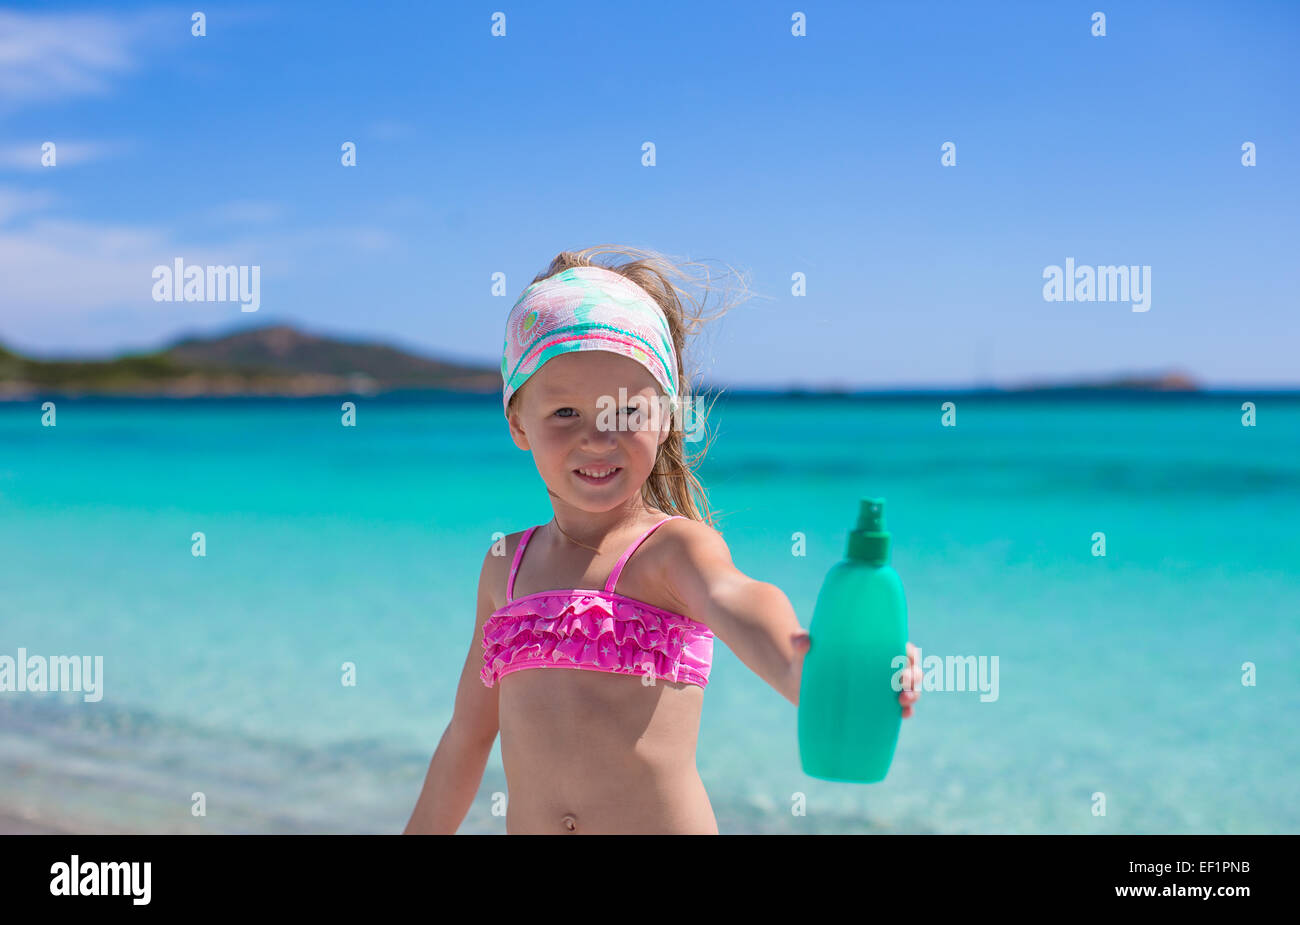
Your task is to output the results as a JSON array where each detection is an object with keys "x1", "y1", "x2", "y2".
[{"x1": 501, "y1": 265, "x2": 678, "y2": 412}]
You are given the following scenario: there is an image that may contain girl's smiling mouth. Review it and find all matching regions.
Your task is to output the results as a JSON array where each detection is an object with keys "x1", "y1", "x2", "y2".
[{"x1": 573, "y1": 466, "x2": 622, "y2": 484}]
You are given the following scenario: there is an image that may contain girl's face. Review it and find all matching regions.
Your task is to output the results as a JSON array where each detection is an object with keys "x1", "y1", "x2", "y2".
[{"x1": 506, "y1": 351, "x2": 672, "y2": 514}]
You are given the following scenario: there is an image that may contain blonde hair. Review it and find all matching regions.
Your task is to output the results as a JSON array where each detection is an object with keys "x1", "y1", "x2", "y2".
[{"x1": 507, "y1": 245, "x2": 751, "y2": 527}]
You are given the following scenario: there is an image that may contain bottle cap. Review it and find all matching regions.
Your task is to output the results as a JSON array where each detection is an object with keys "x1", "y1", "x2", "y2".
[{"x1": 846, "y1": 498, "x2": 890, "y2": 563}]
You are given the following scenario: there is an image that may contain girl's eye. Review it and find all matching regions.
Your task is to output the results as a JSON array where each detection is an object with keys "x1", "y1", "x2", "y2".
[{"x1": 552, "y1": 406, "x2": 643, "y2": 421}]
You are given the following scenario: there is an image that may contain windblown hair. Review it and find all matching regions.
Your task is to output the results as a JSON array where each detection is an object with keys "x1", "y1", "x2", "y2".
[{"x1": 507, "y1": 245, "x2": 751, "y2": 527}]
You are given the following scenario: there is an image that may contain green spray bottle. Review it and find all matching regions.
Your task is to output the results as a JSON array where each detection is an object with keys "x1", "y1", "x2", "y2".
[{"x1": 798, "y1": 498, "x2": 909, "y2": 783}]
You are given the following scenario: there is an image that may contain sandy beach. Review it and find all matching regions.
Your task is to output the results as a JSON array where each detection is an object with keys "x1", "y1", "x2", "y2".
[
  {"x1": 0, "y1": 804, "x2": 207, "y2": 835},
  {"x1": 0, "y1": 807, "x2": 77, "y2": 835}
]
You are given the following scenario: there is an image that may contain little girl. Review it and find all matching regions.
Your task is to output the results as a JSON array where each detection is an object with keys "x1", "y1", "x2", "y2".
[{"x1": 404, "y1": 246, "x2": 922, "y2": 834}]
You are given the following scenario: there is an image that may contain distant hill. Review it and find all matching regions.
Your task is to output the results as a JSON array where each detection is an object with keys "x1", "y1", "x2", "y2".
[
  {"x1": 0, "y1": 324, "x2": 1210, "y2": 398},
  {"x1": 1003, "y1": 371, "x2": 1198, "y2": 392},
  {"x1": 0, "y1": 325, "x2": 501, "y2": 398}
]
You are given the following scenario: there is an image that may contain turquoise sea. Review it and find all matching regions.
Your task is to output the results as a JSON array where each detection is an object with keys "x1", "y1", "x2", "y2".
[{"x1": 1, "y1": 393, "x2": 1297, "y2": 834}]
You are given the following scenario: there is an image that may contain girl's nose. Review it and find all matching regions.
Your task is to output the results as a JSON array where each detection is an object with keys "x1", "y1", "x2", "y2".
[{"x1": 583, "y1": 418, "x2": 619, "y2": 448}]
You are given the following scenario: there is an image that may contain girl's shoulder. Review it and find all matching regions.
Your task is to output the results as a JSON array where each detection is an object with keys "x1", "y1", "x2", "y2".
[
  {"x1": 643, "y1": 515, "x2": 733, "y2": 572},
  {"x1": 639, "y1": 516, "x2": 735, "y2": 618},
  {"x1": 653, "y1": 513, "x2": 719, "y2": 539},
  {"x1": 481, "y1": 527, "x2": 535, "y2": 567},
  {"x1": 478, "y1": 526, "x2": 537, "y2": 612}
]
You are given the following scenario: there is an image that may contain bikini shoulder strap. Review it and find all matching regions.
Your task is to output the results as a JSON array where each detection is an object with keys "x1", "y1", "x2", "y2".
[
  {"x1": 506, "y1": 525, "x2": 541, "y2": 603},
  {"x1": 604, "y1": 516, "x2": 683, "y2": 594}
]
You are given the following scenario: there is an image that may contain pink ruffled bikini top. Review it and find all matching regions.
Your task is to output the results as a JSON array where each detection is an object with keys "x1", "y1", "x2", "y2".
[{"x1": 481, "y1": 516, "x2": 714, "y2": 689}]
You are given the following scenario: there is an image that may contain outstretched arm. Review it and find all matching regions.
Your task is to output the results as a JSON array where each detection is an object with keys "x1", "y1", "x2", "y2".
[
  {"x1": 663, "y1": 522, "x2": 922, "y2": 715},
  {"x1": 663, "y1": 523, "x2": 810, "y2": 705}
]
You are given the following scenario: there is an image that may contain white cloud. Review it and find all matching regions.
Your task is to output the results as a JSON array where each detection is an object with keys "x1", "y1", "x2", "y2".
[
  {"x1": 0, "y1": 214, "x2": 273, "y2": 353},
  {"x1": 0, "y1": 141, "x2": 123, "y2": 169},
  {"x1": 0, "y1": 217, "x2": 249, "y2": 313},
  {"x1": 0, "y1": 7, "x2": 271, "y2": 112},
  {"x1": 0, "y1": 193, "x2": 399, "y2": 353},
  {"x1": 0, "y1": 10, "x2": 148, "y2": 107},
  {"x1": 0, "y1": 186, "x2": 53, "y2": 223}
]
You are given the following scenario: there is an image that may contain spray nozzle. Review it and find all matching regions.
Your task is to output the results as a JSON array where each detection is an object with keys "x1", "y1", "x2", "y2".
[
  {"x1": 856, "y1": 499, "x2": 886, "y2": 533},
  {"x1": 847, "y1": 498, "x2": 891, "y2": 563}
]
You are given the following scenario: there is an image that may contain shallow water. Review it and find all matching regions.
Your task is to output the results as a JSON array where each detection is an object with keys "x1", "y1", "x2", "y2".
[{"x1": 1, "y1": 393, "x2": 1296, "y2": 833}]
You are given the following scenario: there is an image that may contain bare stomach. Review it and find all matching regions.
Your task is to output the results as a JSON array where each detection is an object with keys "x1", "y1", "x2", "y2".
[{"x1": 498, "y1": 667, "x2": 718, "y2": 835}]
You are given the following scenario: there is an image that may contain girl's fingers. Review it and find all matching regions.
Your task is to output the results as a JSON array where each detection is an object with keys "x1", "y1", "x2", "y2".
[
  {"x1": 900, "y1": 645, "x2": 921, "y2": 716},
  {"x1": 904, "y1": 642, "x2": 922, "y2": 697},
  {"x1": 900, "y1": 644, "x2": 922, "y2": 710}
]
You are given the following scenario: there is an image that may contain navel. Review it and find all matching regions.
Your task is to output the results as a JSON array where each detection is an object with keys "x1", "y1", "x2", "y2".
[{"x1": 560, "y1": 812, "x2": 578, "y2": 833}]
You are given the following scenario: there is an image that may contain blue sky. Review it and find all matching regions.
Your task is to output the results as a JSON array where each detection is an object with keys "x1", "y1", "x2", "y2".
[{"x1": 1, "y1": 0, "x2": 1296, "y2": 387}]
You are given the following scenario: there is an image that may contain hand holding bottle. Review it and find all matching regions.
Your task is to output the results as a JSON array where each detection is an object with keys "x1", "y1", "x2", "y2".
[
  {"x1": 789, "y1": 635, "x2": 922, "y2": 718},
  {"x1": 798, "y1": 498, "x2": 915, "y2": 782}
]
